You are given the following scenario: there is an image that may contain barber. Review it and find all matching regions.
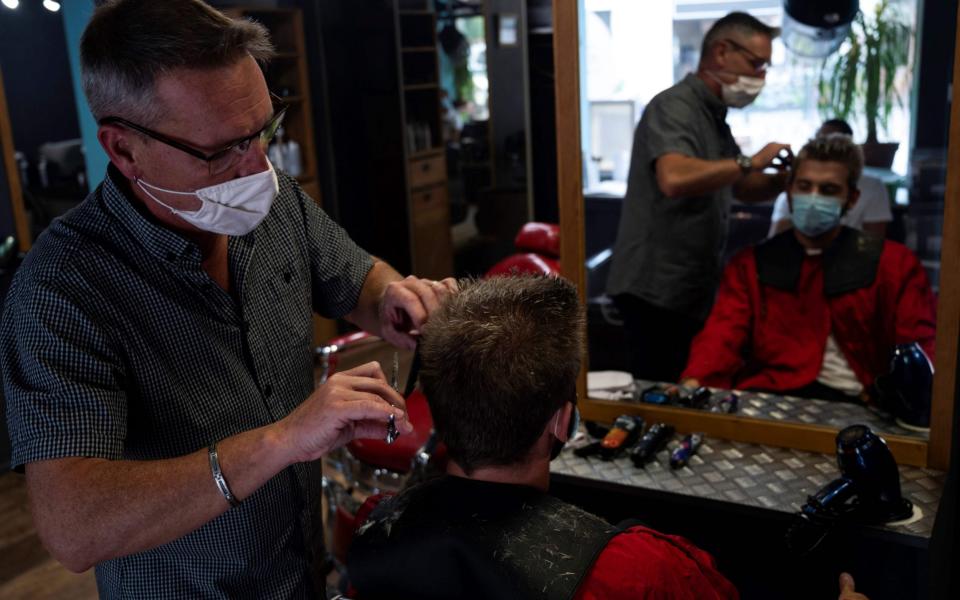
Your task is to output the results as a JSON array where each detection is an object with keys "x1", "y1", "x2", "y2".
[
  {"x1": 0, "y1": 0, "x2": 453, "y2": 597},
  {"x1": 608, "y1": 11, "x2": 789, "y2": 383}
]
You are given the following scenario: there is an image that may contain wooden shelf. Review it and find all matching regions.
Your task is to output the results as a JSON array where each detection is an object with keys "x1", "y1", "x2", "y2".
[
  {"x1": 226, "y1": 6, "x2": 320, "y2": 208},
  {"x1": 317, "y1": 1, "x2": 450, "y2": 281}
]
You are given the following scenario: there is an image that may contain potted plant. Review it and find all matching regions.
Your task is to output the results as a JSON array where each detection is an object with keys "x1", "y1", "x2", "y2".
[{"x1": 818, "y1": 0, "x2": 913, "y2": 168}]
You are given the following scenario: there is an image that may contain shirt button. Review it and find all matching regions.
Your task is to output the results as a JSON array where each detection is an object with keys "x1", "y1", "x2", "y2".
[
  {"x1": 166, "y1": 252, "x2": 177, "y2": 262},
  {"x1": 283, "y1": 272, "x2": 292, "y2": 283},
  {"x1": 264, "y1": 384, "x2": 273, "y2": 398}
]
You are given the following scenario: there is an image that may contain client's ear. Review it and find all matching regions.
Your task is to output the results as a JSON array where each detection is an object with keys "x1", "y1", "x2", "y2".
[{"x1": 553, "y1": 401, "x2": 575, "y2": 442}]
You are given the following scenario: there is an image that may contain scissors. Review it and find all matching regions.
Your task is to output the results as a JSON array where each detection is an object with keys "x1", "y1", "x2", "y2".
[
  {"x1": 385, "y1": 346, "x2": 422, "y2": 445},
  {"x1": 387, "y1": 352, "x2": 400, "y2": 444}
]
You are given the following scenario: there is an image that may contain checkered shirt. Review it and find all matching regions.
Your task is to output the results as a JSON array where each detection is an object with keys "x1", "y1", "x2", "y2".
[{"x1": 1, "y1": 165, "x2": 373, "y2": 598}]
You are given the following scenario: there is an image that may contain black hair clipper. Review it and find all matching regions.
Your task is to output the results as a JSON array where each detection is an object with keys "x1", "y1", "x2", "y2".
[{"x1": 629, "y1": 423, "x2": 675, "y2": 467}]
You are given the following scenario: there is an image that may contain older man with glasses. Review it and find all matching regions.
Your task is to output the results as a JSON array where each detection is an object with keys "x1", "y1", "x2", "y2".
[
  {"x1": 0, "y1": 0, "x2": 454, "y2": 597},
  {"x1": 608, "y1": 11, "x2": 792, "y2": 385}
]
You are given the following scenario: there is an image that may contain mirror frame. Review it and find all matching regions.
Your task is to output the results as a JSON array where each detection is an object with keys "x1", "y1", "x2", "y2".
[
  {"x1": 0, "y1": 65, "x2": 31, "y2": 255},
  {"x1": 552, "y1": 0, "x2": 957, "y2": 470}
]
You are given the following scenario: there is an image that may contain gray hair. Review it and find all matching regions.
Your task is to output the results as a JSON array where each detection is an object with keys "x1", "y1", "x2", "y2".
[
  {"x1": 81, "y1": 0, "x2": 274, "y2": 125},
  {"x1": 700, "y1": 11, "x2": 779, "y2": 65}
]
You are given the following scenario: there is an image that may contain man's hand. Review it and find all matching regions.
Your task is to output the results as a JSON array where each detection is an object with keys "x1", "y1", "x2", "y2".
[
  {"x1": 751, "y1": 142, "x2": 792, "y2": 172},
  {"x1": 838, "y1": 572, "x2": 870, "y2": 600},
  {"x1": 277, "y1": 362, "x2": 412, "y2": 463},
  {"x1": 379, "y1": 276, "x2": 458, "y2": 349}
]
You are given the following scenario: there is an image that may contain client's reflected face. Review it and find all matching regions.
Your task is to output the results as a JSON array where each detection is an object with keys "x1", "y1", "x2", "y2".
[
  {"x1": 789, "y1": 160, "x2": 851, "y2": 206},
  {"x1": 787, "y1": 160, "x2": 862, "y2": 241}
]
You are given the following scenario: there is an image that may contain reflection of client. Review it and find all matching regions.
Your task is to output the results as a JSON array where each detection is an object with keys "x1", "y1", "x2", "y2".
[
  {"x1": 680, "y1": 135, "x2": 936, "y2": 402},
  {"x1": 349, "y1": 276, "x2": 737, "y2": 599},
  {"x1": 768, "y1": 118, "x2": 892, "y2": 239}
]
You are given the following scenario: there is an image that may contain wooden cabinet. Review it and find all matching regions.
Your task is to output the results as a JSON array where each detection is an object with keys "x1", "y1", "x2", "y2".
[
  {"x1": 223, "y1": 7, "x2": 322, "y2": 207},
  {"x1": 408, "y1": 154, "x2": 445, "y2": 189},
  {"x1": 225, "y1": 6, "x2": 335, "y2": 345},
  {"x1": 317, "y1": 0, "x2": 454, "y2": 280}
]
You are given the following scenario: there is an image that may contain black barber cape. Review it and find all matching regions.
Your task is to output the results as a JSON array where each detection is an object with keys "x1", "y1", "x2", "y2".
[{"x1": 347, "y1": 475, "x2": 626, "y2": 600}]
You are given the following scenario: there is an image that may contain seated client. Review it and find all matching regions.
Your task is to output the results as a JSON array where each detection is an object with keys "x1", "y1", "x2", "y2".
[
  {"x1": 682, "y1": 134, "x2": 935, "y2": 402},
  {"x1": 348, "y1": 275, "x2": 737, "y2": 599}
]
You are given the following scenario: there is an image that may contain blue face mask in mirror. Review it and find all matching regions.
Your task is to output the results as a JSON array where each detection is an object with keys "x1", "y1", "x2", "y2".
[{"x1": 791, "y1": 193, "x2": 843, "y2": 238}]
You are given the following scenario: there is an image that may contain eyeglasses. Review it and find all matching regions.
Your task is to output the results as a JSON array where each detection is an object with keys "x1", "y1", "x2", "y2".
[
  {"x1": 723, "y1": 38, "x2": 771, "y2": 74},
  {"x1": 99, "y1": 94, "x2": 288, "y2": 176}
]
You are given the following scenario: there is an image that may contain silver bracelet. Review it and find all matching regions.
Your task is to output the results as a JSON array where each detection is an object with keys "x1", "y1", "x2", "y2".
[{"x1": 208, "y1": 442, "x2": 240, "y2": 508}]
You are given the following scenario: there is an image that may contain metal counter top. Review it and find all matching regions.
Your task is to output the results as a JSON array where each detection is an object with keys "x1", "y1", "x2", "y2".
[
  {"x1": 628, "y1": 379, "x2": 928, "y2": 440},
  {"x1": 551, "y1": 436, "x2": 943, "y2": 541}
]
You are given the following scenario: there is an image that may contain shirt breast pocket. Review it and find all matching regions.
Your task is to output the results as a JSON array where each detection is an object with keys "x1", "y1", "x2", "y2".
[{"x1": 260, "y1": 258, "x2": 313, "y2": 351}]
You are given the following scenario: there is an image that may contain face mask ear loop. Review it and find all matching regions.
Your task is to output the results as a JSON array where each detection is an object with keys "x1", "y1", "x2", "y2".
[
  {"x1": 136, "y1": 176, "x2": 200, "y2": 196},
  {"x1": 135, "y1": 177, "x2": 195, "y2": 215}
]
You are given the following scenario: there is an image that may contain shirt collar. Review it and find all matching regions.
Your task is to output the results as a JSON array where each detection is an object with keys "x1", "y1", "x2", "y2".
[
  {"x1": 101, "y1": 164, "x2": 202, "y2": 266},
  {"x1": 683, "y1": 73, "x2": 728, "y2": 120},
  {"x1": 756, "y1": 228, "x2": 882, "y2": 296}
]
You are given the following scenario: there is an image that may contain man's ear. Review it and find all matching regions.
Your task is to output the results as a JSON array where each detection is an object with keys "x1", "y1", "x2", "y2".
[
  {"x1": 712, "y1": 40, "x2": 737, "y2": 74},
  {"x1": 844, "y1": 187, "x2": 861, "y2": 214},
  {"x1": 98, "y1": 124, "x2": 141, "y2": 181},
  {"x1": 552, "y1": 401, "x2": 575, "y2": 442}
]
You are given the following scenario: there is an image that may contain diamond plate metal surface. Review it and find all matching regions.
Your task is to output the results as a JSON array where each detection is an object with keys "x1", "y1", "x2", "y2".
[
  {"x1": 632, "y1": 380, "x2": 928, "y2": 440},
  {"x1": 551, "y1": 437, "x2": 943, "y2": 539}
]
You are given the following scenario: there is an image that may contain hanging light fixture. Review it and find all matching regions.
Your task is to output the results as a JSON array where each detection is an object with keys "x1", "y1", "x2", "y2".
[
  {"x1": 1, "y1": 0, "x2": 19, "y2": 10},
  {"x1": 43, "y1": 0, "x2": 61, "y2": 11},
  {"x1": 781, "y1": 0, "x2": 858, "y2": 58}
]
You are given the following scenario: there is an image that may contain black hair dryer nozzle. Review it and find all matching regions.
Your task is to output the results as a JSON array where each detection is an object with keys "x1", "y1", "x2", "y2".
[{"x1": 787, "y1": 425, "x2": 912, "y2": 554}]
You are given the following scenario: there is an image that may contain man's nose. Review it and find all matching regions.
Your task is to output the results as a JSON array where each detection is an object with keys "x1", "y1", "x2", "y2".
[{"x1": 236, "y1": 140, "x2": 270, "y2": 177}]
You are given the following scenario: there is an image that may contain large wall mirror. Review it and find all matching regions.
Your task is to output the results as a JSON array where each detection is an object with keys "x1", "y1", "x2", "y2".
[{"x1": 554, "y1": 0, "x2": 959, "y2": 469}]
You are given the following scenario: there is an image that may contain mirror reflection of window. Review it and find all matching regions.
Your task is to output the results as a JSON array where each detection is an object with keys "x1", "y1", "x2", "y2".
[{"x1": 582, "y1": 0, "x2": 916, "y2": 180}]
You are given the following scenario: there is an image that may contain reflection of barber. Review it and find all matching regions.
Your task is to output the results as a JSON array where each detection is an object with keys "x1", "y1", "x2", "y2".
[
  {"x1": 680, "y1": 135, "x2": 935, "y2": 402},
  {"x1": 608, "y1": 12, "x2": 789, "y2": 383},
  {"x1": 769, "y1": 119, "x2": 892, "y2": 238}
]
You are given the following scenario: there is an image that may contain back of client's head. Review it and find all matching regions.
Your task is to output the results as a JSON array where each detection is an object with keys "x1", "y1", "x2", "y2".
[{"x1": 419, "y1": 275, "x2": 584, "y2": 474}]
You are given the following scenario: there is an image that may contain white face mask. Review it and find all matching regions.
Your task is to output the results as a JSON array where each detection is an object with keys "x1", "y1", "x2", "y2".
[
  {"x1": 709, "y1": 71, "x2": 765, "y2": 108},
  {"x1": 136, "y1": 164, "x2": 278, "y2": 236}
]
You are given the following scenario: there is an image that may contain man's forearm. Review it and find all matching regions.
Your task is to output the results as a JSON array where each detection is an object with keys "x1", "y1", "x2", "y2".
[
  {"x1": 733, "y1": 171, "x2": 787, "y2": 203},
  {"x1": 345, "y1": 258, "x2": 403, "y2": 335},
  {"x1": 27, "y1": 423, "x2": 291, "y2": 572},
  {"x1": 656, "y1": 154, "x2": 742, "y2": 199}
]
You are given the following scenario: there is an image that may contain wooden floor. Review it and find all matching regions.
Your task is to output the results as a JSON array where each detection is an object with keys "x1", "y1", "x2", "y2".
[{"x1": 0, "y1": 471, "x2": 98, "y2": 599}]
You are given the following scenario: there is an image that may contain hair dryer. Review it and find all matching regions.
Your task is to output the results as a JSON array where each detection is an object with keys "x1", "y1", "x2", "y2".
[
  {"x1": 875, "y1": 342, "x2": 933, "y2": 431},
  {"x1": 787, "y1": 425, "x2": 912, "y2": 554}
]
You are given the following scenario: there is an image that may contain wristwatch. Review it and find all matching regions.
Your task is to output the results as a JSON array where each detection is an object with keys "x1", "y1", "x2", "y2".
[{"x1": 735, "y1": 154, "x2": 753, "y2": 174}]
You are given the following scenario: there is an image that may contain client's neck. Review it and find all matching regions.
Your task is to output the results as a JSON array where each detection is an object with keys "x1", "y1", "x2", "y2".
[{"x1": 447, "y1": 454, "x2": 551, "y2": 492}]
